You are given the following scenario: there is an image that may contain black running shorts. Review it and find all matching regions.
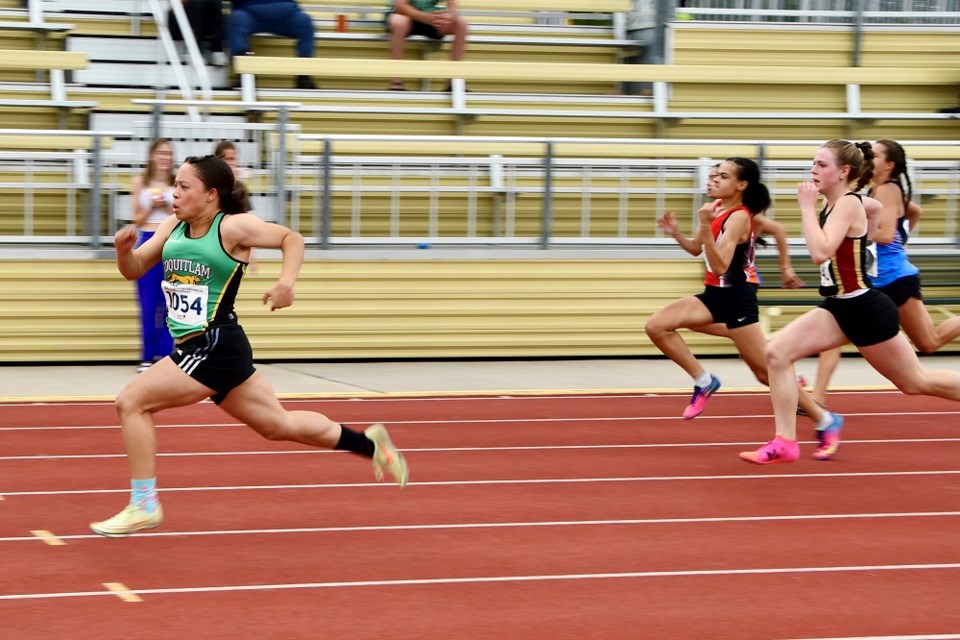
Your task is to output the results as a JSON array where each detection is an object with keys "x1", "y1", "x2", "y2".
[
  {"x1": 169, "y1": 323, "x2": 256, "y2": 404},
  {"x1": 819, "y1": 289, "x2": 900, "y2": 347},
  {"x1": 694, "y1": 282, "x2": 759, "y2": 329},
  {"x1": 877, "y1": 274, "x2": 922, "y2": 308}
]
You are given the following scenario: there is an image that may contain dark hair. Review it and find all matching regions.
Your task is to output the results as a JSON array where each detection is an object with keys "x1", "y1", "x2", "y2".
[
  {"x1": 183, "y1": 155, "x2": 241, "y2": 214},
  {"x1": 214, "y1": 140, "x2": 237, "y2": 158},
  {"x1": 874, "y1": 138, "x2": 913, "y2": 205},
  {"x1": 822, "y1": 139, "x2": 875, "y2": 191},
  {"x1": 725, "y1": 157, "x2": 770, "y2": 215},
  {"x1": 232, "y1": 180, "x2": 251, "y2": 213}
]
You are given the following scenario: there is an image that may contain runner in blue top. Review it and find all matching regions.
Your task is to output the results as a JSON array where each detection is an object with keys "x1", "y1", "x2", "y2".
[
  {"x1": 740, "y1": 139, "x2": 960, "y2": 465},
  {"x1": 799, "y1": 139, "x2": 960, "y2": 409},
  {"x1": 91, "y1": 155, "x2": 409, "y2": 537},
  {"x1": 870, "y1": 139, "x2": 960, "y2": 352}
]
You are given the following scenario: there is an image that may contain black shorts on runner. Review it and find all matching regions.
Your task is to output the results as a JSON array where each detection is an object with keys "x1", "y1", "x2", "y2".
[
  {"x1": 694, "y1": 283, "x2": 759, "y2": 329},
  {"x1": 819, "y1": 289, "x2": 900, "y2": 347},
  {"x1": 169, "y1": 323, "x2": 256, "y2": 404},
  {"x1": 877, "y1": 274, "x2": 922, "y2": 308}
]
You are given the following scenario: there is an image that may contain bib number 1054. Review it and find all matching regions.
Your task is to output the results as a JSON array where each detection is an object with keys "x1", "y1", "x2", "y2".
[{"x1": 161, "y1": 281, "x2": 208, "y2": 327}]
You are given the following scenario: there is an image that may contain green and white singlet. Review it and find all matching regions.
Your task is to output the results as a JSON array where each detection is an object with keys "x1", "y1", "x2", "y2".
[{"x1": 161, "y1": 212, "x2": 246, "y2": 339}]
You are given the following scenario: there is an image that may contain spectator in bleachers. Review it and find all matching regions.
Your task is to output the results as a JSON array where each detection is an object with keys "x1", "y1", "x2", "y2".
[
  {"x1": 130, "y1": 139, "x2": 176, "y2": 373},
  {"x1": 215, "y1": 140, "x2": 257, "y2": 271},
  {"x1": 227, "y1": 0, "x2": 317, "y2": 89},
  {"x1": 168, "y1": 0, "x2": 227, "y2": 66},
  {"x1": 385, "y1": 0, "x2": 468, "y2": 91}
]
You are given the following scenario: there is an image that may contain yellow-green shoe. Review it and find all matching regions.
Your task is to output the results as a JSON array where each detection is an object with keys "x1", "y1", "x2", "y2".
[
  {"x1": 365, "y1": 423, "x2": 409, "y2": 488},
  {"x1": 90, "y1": 504, "x2": 163, "y2": 537}
]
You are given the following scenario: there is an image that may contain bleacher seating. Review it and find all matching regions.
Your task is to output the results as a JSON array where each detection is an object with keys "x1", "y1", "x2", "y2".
[
  {"x1": 1, "y1": 0, "x2": 86, "y2": 128},
  {"x1": 0, "y1": 0, "x2": 957, "y2": 361},
  {"x1": 235, "y1": 57, "x2": 959, "y2": 132}
]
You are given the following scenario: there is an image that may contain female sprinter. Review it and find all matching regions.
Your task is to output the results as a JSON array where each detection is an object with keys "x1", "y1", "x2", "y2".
[
  {"x1": 741, "y1": 139, "x2": 960, "y2": 464},
  {"x1": 797, "y1": 138, "x2": 955, "y2": 414},
  {"x1": 91, "y1": 155, "x2": 409, "y2": 537},
  {"x1": 870, "y1": 138, "x2": 960, "y2": 351},
  {"x1": 646, "y1": 158, "x2": 841, "y2": 433}
]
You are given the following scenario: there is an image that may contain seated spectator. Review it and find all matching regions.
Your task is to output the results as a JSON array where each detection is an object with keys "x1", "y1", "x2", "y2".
[
  {"x1": 385, "y1": 0, "x2": 468, "y2": 91},
  {"x1": 228, "y1": 0, "x2": 317, "y2": 89},
  {"x1": 215, "y1": 140, "x2": 257, "y2": 271},
  {"x1": 168, "y1": 0, "x2": 227, "y2": 66}
]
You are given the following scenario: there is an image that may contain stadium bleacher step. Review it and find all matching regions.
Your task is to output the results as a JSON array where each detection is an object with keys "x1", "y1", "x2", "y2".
[{"x1": 66, "y1": 34, "x2": 231, "y2": 89}]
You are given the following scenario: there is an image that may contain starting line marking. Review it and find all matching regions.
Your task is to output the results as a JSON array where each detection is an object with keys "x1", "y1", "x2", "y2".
[
  {"x1": 1, "y1": 563, "x2": 958, "y2": 601},
  {"x1": 102, "y1": 583, "x2": 142, "y2": 603},
  {"x1": 29, "y1": 530, "x2": 66, "y2": 546}
]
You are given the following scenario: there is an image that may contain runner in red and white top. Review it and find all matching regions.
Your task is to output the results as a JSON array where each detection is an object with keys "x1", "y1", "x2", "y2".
[{"x1": 647, "y1": 158, "x2": 834, "y2": 426}]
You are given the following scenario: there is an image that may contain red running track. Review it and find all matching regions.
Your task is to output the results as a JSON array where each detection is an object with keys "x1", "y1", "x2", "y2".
[{"x1": 0, "y1": 391, "x2": 958, "y2": 640}]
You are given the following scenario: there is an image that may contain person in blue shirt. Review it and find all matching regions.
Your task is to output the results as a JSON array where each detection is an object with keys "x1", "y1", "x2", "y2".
[{"x1": 228, "y1": 0, "x2": 317, "y2": 89}]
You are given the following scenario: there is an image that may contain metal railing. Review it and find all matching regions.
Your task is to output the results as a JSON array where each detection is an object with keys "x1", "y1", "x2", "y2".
[
  {"x1": 293, "y1": 135, "x2": 960, "y2": 249},
  {"x1": 674, "y1": 0, "x2": 960, "y2": 24},
  {"x1": 1, "y1": 132, "x2": 957, "y2": 250}
]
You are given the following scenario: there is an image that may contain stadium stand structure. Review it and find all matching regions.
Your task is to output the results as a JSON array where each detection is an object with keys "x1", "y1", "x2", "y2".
[{"x1": 0, "y1": 0, "x2": 956, "y2": 361}]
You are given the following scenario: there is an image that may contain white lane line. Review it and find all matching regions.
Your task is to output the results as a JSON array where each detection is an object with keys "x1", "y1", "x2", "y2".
[
  {"x1": 1, "y1": 410, "x2": 957, "y2": 431},
  {"x1": 0, "y1": 389, "x2": 917, "y2": 408},
  {"x1": 3, "y1": 470, "x2": 959, "y2": 498},
  {"x1": 1, "y1": 563, "x2": 958, "y2": 601},
  {"x1": 3, "y1": 437, "x2": 959, "y2": 461},
  {"x1": 786, "y1": 636, "x2": 960, "y2": 640},
  {"x1": 1, "y1": 511, "x2": 957, "y2": 543}
]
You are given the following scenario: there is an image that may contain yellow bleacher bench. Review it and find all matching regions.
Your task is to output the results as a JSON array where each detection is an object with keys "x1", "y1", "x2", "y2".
[
  {"x1": 236, "y1": 58, "x2": 958, "y2": 86},
  {"x1": 307, "y1": 0, "x2": 631, "y2": 12},
  {"x1": 0, "y1": 134, "x2": 113, "y2": 151},
  {"x1": 235, "y1": 57, "x2": 960, "y2": 128},
  {"x1": 0, "y1": 20, "x2": 74, "y2": 33},
  {"x1": 0, "y1": 49, "x2": 88, "y2": 71},
  {"x1": 0, "y1": 49, "x2": 96, "y2": 124}
]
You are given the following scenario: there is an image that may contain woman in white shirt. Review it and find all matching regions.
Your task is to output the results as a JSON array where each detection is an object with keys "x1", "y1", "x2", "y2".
[{"x1": 130, "y1": 139, "x2": 176, "y2": 372}]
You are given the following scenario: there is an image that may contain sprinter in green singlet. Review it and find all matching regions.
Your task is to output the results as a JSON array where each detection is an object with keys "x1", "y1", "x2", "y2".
[{"x1": 91, "y1": 155, "x2": 409, "y2": 537}]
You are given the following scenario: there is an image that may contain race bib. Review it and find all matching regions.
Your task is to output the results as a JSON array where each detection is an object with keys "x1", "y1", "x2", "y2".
[
  {"x1": 819, "y1": 260, "x2": 833, "y2": 287},
  {"x1": 864, "y1": 241, "x2": 878, "y2": 279},
  {"x1": 161, "y1": 281, "x2": 208, "y2": 328}
]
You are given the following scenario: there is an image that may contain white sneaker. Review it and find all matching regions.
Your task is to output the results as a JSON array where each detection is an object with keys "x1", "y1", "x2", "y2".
[
  {"x1": 365, "y1": 423, "x2": 409, "y2": 488},
  {"x1": 91, "y1": 504, "x2": 163, "y2": 537}
]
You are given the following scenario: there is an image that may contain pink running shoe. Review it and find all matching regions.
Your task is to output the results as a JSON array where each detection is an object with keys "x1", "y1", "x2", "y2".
[
  {"x1": 682, "y1": 375, "x2": 721, "y2": 420},
  {"x1": 812, "y1": 412, "x2": 844, "y2": 461},
  {"x1": 739, "y1": 437, "x2": 800, "y2": 465}
]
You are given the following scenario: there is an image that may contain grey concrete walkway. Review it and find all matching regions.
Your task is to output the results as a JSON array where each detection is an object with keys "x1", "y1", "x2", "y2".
[{"x1": 2, "y1": 354, "x2": 955, "y2": 402}]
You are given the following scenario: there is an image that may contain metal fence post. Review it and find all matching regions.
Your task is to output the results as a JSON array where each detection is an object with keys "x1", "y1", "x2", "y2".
[
  {"x1": 540, "y1": 141, "x2": 554, "y2": 250},
  {"x1": 89, "y1": 134, "x2": 103, "y2": 250},
  {"x1": 320, "y1": 138, "x2": 332, "y2": 249},
  {"x1": 852, "y1": 2, "x2": 864, "y2": 67},
  {"x1": 277, "y1": 106, "x2": 289, "y2": 228}
]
